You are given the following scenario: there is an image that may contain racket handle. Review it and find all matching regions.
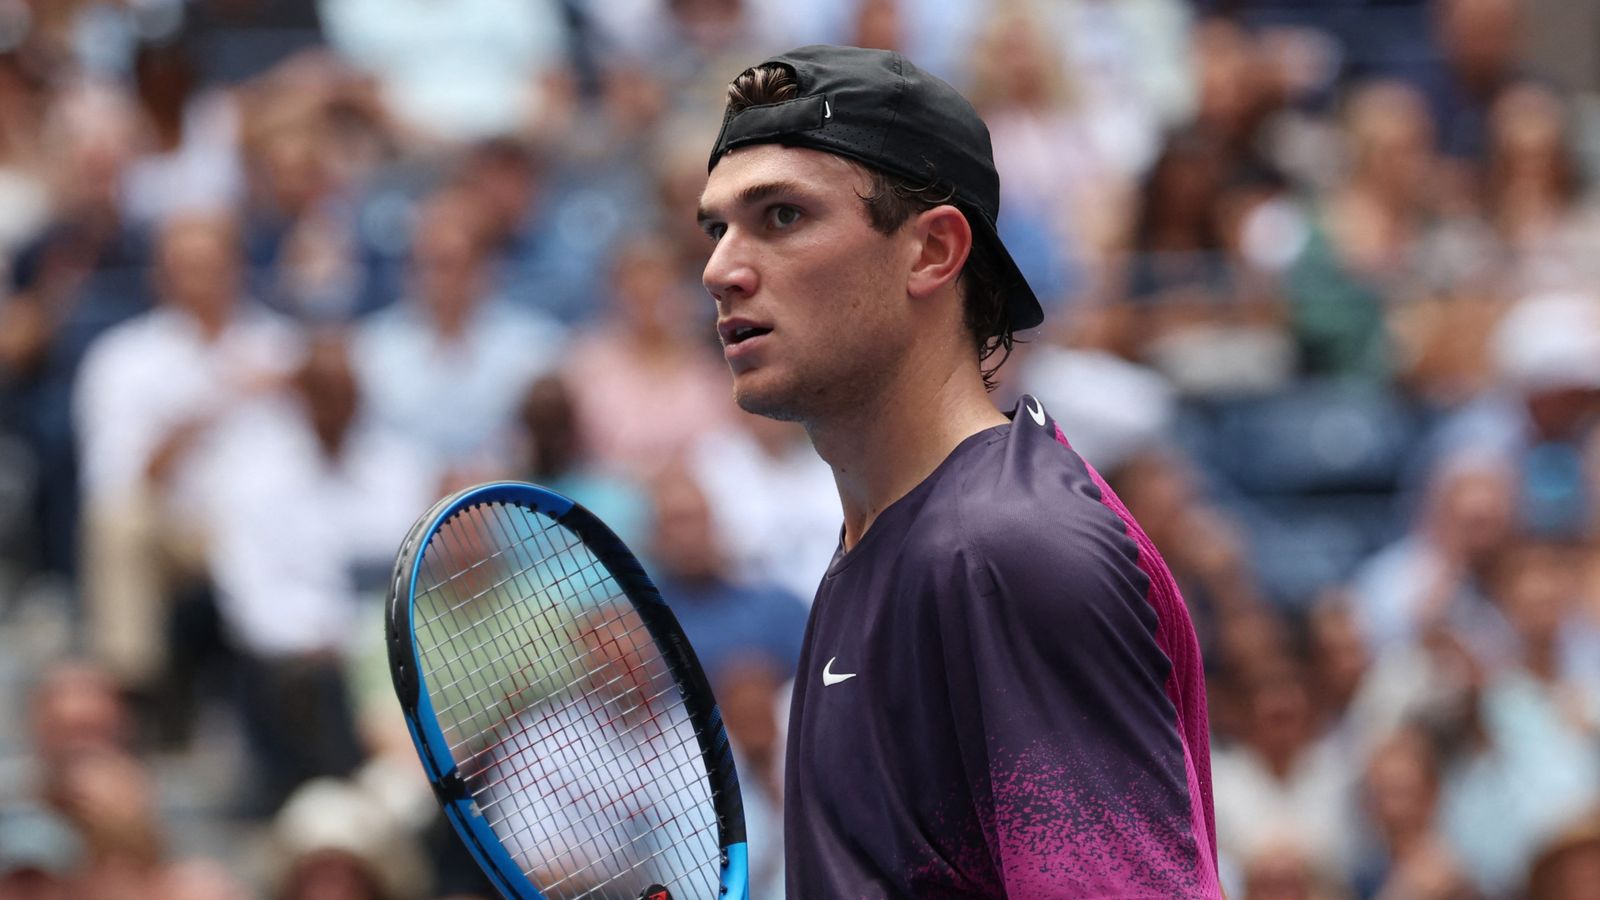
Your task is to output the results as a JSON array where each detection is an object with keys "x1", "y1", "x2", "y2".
[{"x1": 638, "y1": 886, "x2": 672, "y2": 900}]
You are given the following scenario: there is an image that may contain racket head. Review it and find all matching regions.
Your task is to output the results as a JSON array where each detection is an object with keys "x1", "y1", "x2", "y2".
[{"x1": 386, "y1": 481, "x2": 748, "y2": 900}]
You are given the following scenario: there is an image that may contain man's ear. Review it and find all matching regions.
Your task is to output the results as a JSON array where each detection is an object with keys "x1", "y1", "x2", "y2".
[{"x1": 905, "y1": 205, "x2": 972, "y2": 300}]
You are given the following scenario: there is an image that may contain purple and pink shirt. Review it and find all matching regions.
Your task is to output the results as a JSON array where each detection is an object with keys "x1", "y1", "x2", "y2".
[{"x1": 785, "y1": 395, "x2": 1221, "y2": 898}]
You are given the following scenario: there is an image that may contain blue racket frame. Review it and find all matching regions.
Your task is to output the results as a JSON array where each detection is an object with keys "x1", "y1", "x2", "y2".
[{"x1": 386, "y1": 481, "x2": 750, "y2": 900}]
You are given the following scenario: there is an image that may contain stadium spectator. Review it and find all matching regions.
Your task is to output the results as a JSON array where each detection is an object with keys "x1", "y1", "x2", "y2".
[
  {"x1": 318, "y1": 0, "x2": 567, "y2": 143},
  {"x1": 1045, "y1": 0, "x2": 1196, "y2": 176},
  {"x1": 0, "y1": 82, "x2": 154, "y2": 576},
  {"x1": 1349, "y1": 450, "x2": 1518, "y2": 658},
  {"x1": 562, "y1": 234, "x2": 733, "y2": 477},
  {"x1": 689, "y1": 410, "x2": 838, "y2": 603},
  {"x1": 15, "y1": 663, "x2": 132, "y2": 810},
  {"x1": 1424, "y1": 0, "x2": 1529, "y2": 162},
  {"x1": 1351, "y1": 727, "x2": 1478, "y2": 899},
  {"x1": 0, "y1": 53, "x2": 51, "y2": 255},
  {"x1": 1431, "y1": 290, "x2": 1600, "y2": 536},
  {"x1": 201, "y1": 331, "x2": 435, "y2": 811},
  {"x1": 1108, "y1": 448, "x2": 1265, "y2": 671},
  {"x1": 966, "y1": 3, "x2": 1112, "y2": 300},
  {"x1": 352, "y1": 185, "x2": 563, "y2": 475},
  {"x1": 716, "y1": 657, "x2": 788, "y2": 899},
  {"x1": 272, "y1": 777, "x2": 428, "y2": 900},
  {"x1": 235, "y1": 70, "x2": 377, "y2": 322},
  {"x1": 121, "y1": 35, "x2": 244, "y2": 227},
  {"x1": 1304, "y1": 594, "x2": 1373, "y2": 746},
  {"x1": 1211, "y1": 658, "x2": 1360, "y2": 879},
  {"x1": 73, "y1": 211, "x2": 298, "y2": 698},
  {"x1": 1483, "y1": 81, "x2": 1600, "y2": 297},
  {"x1": 1284, "y1": 80, "x2": 1442, "y2": 380},
  {"x1": 643, "y1": 464, "x2": 808, "y2": 684},
  {"x1": 516, "y1": 373, "x2": 649, "y2": 547}
]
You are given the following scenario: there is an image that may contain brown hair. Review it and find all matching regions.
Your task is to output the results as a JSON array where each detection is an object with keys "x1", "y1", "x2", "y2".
[{"x1": 725, "y1": 63, "x2": 1014, "y2": 388}]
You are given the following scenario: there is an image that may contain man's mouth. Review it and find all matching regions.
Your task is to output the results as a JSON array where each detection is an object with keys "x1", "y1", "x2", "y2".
[
  {"x1": 718, "y1": 319, "x2": 774, "y2": 345},
  {"x1": 727, "y1": 325, "x2": 772, "y2": 345}
]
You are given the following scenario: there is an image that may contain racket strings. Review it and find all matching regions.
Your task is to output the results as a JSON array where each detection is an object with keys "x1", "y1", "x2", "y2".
[
  {"x1": 463, "y1": 661, "x2": 678, "y2": 783},
  {"x1": 438, "y1": 610, "x2": 654, "y2": 756},
  {"x1": 412, "y1": 501, "x2": 722, "y2": 900}
]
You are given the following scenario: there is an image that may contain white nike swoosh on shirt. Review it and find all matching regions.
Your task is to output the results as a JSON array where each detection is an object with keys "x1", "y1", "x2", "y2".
[
  {"x1": 1025, "y1": 397, "x2": 1046, "y2": 427},
  {"x1": 822, "y1": 657, "x2": 856, "y2": 686}
]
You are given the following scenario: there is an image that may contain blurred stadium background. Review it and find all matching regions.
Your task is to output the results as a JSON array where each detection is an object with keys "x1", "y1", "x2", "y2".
[{"x1": 2, "y1": 0, "x2": 1600, "y2": 897}]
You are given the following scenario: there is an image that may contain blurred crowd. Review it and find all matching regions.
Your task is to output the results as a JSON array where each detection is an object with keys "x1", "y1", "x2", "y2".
[{"x1": 2, "y1": 0, "x2": 1600, "y2": 898}]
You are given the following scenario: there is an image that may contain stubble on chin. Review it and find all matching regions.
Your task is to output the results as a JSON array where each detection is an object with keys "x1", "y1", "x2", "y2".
[{"x1": 731, "y1": 380, "x2": 809, "y2": 425}]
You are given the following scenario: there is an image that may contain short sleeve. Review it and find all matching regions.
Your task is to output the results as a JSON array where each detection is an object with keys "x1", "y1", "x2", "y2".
[{"x1": 935, "y1": 514, "x2": 1210, "y2": 897}]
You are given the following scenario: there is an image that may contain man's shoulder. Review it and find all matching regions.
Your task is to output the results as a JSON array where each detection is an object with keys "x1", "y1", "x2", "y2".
[
  {"x1": 953, "y1": 432, "x2": 1133, "y2": 562},
  {"x1": 76, "y1": 309, "x2": 177, "y2": 384},
  {"x1": 889, "y1": 425, "x2": 1143, "y2": 598}
]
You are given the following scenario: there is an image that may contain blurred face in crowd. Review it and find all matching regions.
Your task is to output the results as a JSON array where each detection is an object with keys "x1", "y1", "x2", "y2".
[
  {"x1": 647, "y1": 468, "x2": 722, "y2": 584},
  {"x1": 43, "y1": 747, "x2": 161, "y2": 866},
  {"x1": 668, "y1": 0, "x2": 746, "y2": 50},
  {"x1": 281, "y1": 850, "x2": 386, "y2": 900},
  {"x1": 1346, "y1": 82, "x2": 1436, "y2": 201},
  {"x1": 851, "y1": 0, "x2": 902, "y2": 53},
  {"x1": 1493, "y1": 540, "x2": 1579, "y2": 649},
  {"x1": 45, "y1": 85, "x2": 140, "y2": 217},
  {"x1": 574, "y1": 605, "x2": 660, "y2": 708},
  {"x1": 1307, "y1": 598, "x2": 1369, "y2": 718},
  {"x1": 1439, "y1": 0, "x2": 1523, "y2": 88},
  {"x1": 1490, "y1": 83, "x2": 1570, "y2": 187},
  {"x1": 1192, "y1": 17, "x2": 1275, "y2": 137},
  {"x1": 295, "y1": 335, "x2": 361, "y2": 457},
  {"x1": 612, "y1": 234, "x2": 695, "y2": 340},
  {"x1": 519, "y1": 375, "x2": 582, "y2": 479},
  {"x1": 252, "y1": 122, "x2": 331, "y2": 219},
  {"x1": 1363, "y1": 729, "x2": 1440, "y2": 847},
  {"x1": 1242, "y1": 664, "x2": 1315, "y2": 775},
  {"x1": 716, "y1": 659, "x2": 784, "y2": 773},
  {"x1": 155, "y1": 214, "x2": 244, "y2": 333},
  {"x1": 412, "y1": 189, "x2": 491, "y2": 334},
  {"x1": 463, "y1": 140, "x2": 540, "y2": 243},
  {"x1": 29, "y1": 664, "x2": 131, "y2": 766},
  {"x1": 700, "y1": 145, "x2": 939, "y2": 424},
  {"x1": 971, "y1": 9, "x2": 1065, "y2": 111},
  {"x1": 1424, "y1": 456, "x2": 1516, "y2": 566}
]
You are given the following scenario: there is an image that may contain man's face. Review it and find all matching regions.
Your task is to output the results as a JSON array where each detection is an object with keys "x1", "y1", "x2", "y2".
[{"x1": 699, "y1": 145, "x2": 916, "y2": 424}]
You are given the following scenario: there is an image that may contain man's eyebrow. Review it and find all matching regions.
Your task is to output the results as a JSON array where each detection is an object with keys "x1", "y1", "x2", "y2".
[{"x1": 697, "y1": 179, "x2": 808, "y2": 225}]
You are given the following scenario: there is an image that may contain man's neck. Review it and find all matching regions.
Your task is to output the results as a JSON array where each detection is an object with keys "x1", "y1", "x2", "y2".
[{"x1": 809, "y1": 358, "x2": 1007, "y2": 552}]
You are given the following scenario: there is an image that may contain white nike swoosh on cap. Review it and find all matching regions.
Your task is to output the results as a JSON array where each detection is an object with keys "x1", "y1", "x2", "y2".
[
  {"x1": 1025, "y1": 397, "x2": 1046, "y2": 427},
  {"x1": 822, "y1": 657, "x2": 855, "y2": 686}
]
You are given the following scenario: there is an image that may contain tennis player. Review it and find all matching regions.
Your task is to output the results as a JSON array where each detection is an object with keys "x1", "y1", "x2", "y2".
[{"x1": 697, "y1": 46, "x2": 1223, "y2": 897}]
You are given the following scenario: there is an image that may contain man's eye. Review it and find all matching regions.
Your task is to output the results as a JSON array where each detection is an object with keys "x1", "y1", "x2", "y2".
[
  {"x1": 705, "y1": 223, "x2": 726, "y2": 242},
  {"x1": 767, "y1": 205, "x2": 801, "y2": 229}
]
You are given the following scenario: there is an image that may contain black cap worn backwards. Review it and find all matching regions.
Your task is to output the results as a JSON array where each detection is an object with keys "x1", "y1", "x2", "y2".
[{"x1": 708, "y1": 44, "x2": 1045, "y2": 332}]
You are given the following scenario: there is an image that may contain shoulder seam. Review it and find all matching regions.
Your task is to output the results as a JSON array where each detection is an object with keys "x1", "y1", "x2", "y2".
[{"x1": 952, "y1": 437, "x2": 1001, "y2": 600}]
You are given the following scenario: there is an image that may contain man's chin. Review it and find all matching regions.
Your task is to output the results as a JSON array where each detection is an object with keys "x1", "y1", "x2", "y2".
[{"x1": 732, "y1": 380, "x2": 807, "y2": 424}]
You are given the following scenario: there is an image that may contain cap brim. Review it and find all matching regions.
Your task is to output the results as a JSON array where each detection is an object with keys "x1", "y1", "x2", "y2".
[{"x1": 970, "y1": 210, "x2": 1044, "y2": 332}]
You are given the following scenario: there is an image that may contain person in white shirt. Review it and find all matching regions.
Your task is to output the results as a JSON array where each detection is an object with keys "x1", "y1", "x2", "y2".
[
  {"x1": 352, "y1": 185, "x2": 563, "y2": 477},
  {"x1": 200, "y1": 332, "x2": 437, "y2": 810},
  {"x1": 74, "y1": 210, "x2": 300, "y2": 695}
]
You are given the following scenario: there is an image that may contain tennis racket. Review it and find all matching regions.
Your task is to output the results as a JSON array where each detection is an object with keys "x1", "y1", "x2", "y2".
[{"x1": 386, "y1": 481, "x2": 748, "y2": 900}]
